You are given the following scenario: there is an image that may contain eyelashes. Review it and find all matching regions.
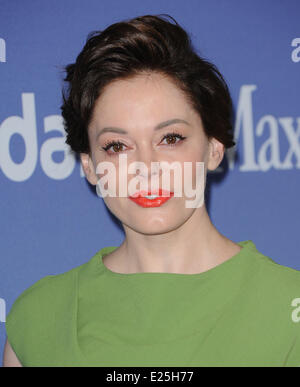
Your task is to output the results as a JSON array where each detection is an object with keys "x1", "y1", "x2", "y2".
[{"x1": 101, "y1": 131, "x2": 187, "y2": 155}]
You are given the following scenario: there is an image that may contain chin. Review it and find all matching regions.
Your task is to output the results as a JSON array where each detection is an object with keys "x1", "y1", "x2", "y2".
[
  {"x1": 123, "y1": 214, "x2": 190, "y2": 235},
  {"x1": 105, "y1": 198, "x2": 194, "y2": 233}
]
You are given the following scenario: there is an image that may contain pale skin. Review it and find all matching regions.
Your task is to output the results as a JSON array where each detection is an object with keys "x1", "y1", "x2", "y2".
[
  {"x1": 3, "y1": 339, "x2": 22, "y2": 367},
  {"x1": 3, "y1": 70, "x2": 241, "y2": 366},
  {"x1": 82, "y1": 71, "x2": 241, "y2": 274}
]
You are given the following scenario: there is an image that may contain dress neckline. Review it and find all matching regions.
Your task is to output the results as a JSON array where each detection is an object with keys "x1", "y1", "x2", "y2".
[{"x1": 94, "y1": 240, "x2": 257, "y2": 279}]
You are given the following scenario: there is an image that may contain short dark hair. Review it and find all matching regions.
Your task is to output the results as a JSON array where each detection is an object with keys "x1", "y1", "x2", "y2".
[{"x1": 60, "y1": 14, "x2": 235, "y2": 154}]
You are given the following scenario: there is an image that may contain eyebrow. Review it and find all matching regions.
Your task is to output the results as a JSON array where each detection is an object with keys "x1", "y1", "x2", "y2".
[{"x1": 96, "y1": 118, "x2": 190, "y2": 139}]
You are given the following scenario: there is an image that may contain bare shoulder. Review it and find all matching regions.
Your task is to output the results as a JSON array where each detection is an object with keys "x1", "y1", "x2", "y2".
[{"x1": 2, "y1": 339, "x2": 22, "y2": 367}]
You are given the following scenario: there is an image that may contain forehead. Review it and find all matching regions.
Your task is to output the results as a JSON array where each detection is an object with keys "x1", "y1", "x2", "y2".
[{"x1": 90, "y1": 72, "x2": 196, "y2": 127}]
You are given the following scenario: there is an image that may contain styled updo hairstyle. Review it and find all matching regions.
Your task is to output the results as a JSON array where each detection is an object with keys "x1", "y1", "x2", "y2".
[{"x1": 61, "y1": 14, "x2": 235, "y2": 154}]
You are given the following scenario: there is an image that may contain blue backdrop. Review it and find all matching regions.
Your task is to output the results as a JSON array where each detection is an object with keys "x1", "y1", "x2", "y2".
[{"x1": 1, "y1": 0, "x2": 300, "y2": 361}]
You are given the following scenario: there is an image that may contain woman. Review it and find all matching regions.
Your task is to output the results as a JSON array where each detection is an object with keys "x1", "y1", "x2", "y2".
[{"x1": 3, "y1": 14, "x2": 300, "y2": 367}]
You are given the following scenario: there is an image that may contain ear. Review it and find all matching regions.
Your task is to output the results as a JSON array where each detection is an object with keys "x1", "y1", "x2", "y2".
[
  {"x1": 207, "y1": 138, "x2": 225, "y2": 171},
  {"x1": 80, "y1": 152, "x2": 98, "y2": 185}
]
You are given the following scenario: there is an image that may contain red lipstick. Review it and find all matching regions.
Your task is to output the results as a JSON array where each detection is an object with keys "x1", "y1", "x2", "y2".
[{"x1": 129, "y1": 189, "x2": 174, "y2": 208}]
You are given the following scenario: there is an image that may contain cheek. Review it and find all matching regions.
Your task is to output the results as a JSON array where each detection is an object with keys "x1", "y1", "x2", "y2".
[
  {"x1": 92, "y1": 154, "x2": 118, "y2": 181},
  {"x1": 178, "y1": 148, "x2": 206, "y2": 177},
  {"x1": 177, "y1": 149, "x2": 206, "y2": 193}
]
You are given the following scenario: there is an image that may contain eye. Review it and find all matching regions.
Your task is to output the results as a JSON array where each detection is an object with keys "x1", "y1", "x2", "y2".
[
  {"x1": 102, "y1": 140, "x2": 126, "y2": 155},
  {"x1": 101, "y1": 131, "x2": 186, "y2": 155},
  {"x1": 160, "y1": 131, "x2": 186, "y2": 146}
]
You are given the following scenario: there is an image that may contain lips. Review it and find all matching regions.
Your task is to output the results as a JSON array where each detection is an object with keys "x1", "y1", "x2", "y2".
[{"x1": 129, "y1": 188, "x2": 174, "y2": 208}]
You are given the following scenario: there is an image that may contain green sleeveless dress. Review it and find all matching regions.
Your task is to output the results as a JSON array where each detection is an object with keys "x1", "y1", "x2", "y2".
[{"x1": 5, "y1": 240, "x2": 300, "y2": 367}]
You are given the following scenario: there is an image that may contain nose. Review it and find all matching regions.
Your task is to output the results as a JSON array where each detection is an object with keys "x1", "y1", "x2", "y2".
[{"x1": 133, "y1": 147, "x2": 161, "y2": 182}]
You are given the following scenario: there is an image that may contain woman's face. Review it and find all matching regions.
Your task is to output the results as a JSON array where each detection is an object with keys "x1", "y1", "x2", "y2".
[{"x1": 82, "y1": 72, "x2": 224, "y2": 235}]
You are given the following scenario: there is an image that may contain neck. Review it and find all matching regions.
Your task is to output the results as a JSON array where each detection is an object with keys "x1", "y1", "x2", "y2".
[{"x1": 107, "y1": 205, "x2": 241, "y2": 274}]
